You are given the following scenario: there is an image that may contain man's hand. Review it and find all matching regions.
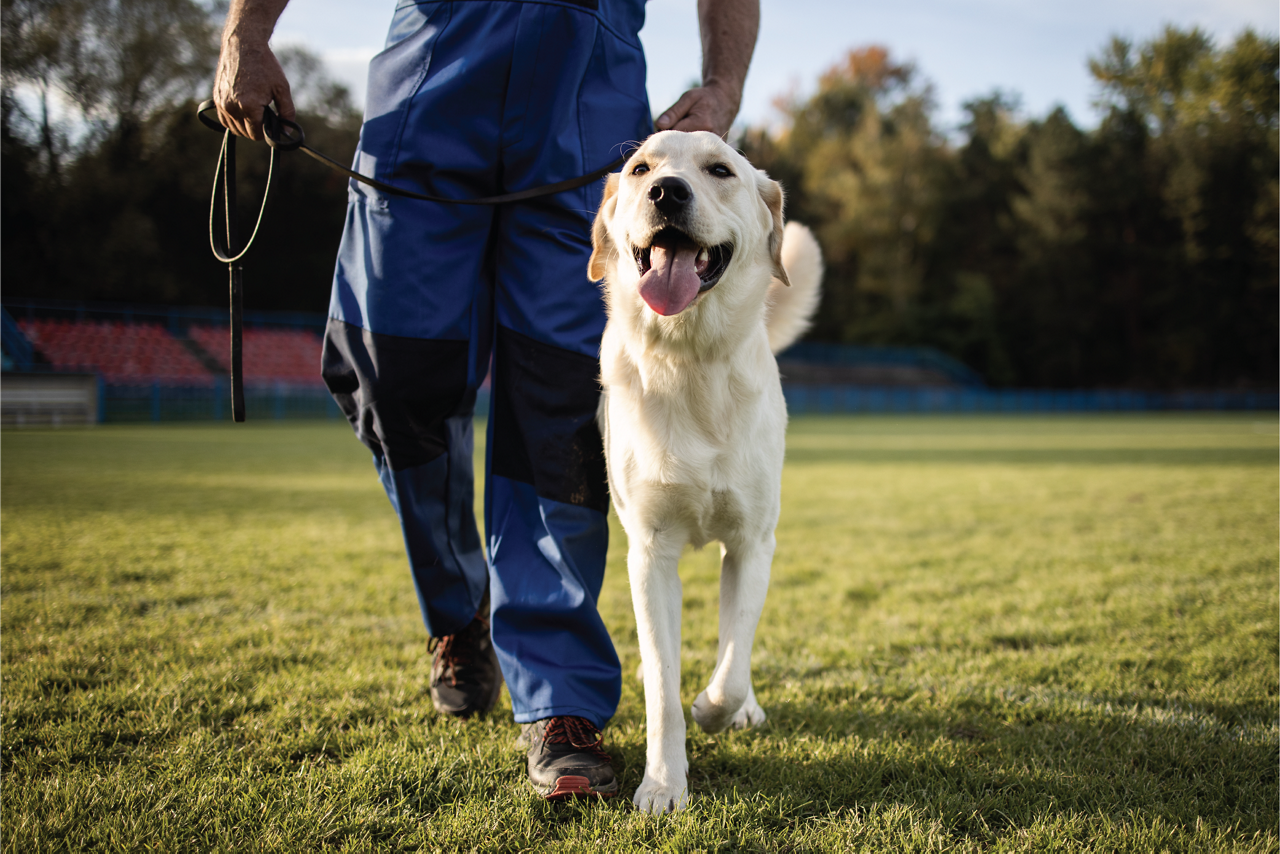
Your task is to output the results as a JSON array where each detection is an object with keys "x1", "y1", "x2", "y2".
[
  {"x1": 655, "y1": 82, "x2": 740, "y2": 138},
  {"x1": 655, "y1": 0, "x2": 758, "y2": 138},
  {"x1": 213, "y1": 0, "x2": 294, "y2": 141}
]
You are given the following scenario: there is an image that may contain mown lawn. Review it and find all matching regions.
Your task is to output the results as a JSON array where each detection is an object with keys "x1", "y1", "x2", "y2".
[{"x1": 2, "y1": 415, "x2": 1276, "y2": 852}]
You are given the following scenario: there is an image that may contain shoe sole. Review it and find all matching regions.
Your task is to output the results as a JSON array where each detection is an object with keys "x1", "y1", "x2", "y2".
[{"x1": 538, "y1": 775, "x2": 619, "y2": 801}]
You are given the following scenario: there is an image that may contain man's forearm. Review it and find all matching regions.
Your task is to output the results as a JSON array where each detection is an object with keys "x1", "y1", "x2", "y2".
[
  {"x1": 214, "y1": 0, "x2": 295, "y2": 139},
  {"x1": 222, "y1": 0, "x2": 291, "y2": 46},
  {"x1": 699, "y1": 0, "x2": 759, "y2": 109},
  {"x1": 655, "y1": 0, "x2": 758, "y2": 136}
]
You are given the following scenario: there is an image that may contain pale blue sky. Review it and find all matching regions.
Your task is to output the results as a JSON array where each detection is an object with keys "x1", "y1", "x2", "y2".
[{"x1": 272, "y1": 0, "x2": 1278, "y2": 132}]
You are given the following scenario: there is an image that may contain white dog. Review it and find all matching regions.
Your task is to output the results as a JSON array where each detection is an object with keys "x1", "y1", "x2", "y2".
[{"x1": 589, "y1": 130, "x2": 823, "y2": 814}]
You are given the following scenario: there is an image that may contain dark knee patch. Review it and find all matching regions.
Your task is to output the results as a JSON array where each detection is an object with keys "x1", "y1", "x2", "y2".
[
  {"x1": 490, "y1": 326, "x2": 608, "y2": 513},
  {"x1": 322, "y1": 318, "x2": 472, "y2": 471}
]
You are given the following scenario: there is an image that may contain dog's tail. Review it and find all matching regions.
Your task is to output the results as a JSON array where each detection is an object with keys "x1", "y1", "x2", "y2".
[{"x1": 765, "y1": 222, "x2": 824, "y2": 354}]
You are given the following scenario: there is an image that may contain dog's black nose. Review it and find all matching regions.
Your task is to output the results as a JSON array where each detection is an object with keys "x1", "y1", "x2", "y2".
[{"x1": 648, "y1": 176, "x2": 692, "y2": 216}]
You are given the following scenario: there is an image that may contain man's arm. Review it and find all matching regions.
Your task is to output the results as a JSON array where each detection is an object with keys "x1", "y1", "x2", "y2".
[
  {"x1": 654, "y1": 0, "x2": 759, "y2": 137},
  {"x1": 213, "y1": 0, "x2": 295, "y2": 141}
]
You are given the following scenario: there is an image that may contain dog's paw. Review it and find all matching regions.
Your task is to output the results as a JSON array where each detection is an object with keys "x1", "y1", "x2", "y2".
[
  {"x1": 633, "y1": 777, "x2": 689, "y2": 814},
  {"x1": 691, "y1": 689, "x2": 738, "y2": 734},
  {"x1": 636, "y1": 661, "x2": 645, "y2": 685},
  {"x1": 731, "y1": 694, "x2": 766, "y2": 729}
]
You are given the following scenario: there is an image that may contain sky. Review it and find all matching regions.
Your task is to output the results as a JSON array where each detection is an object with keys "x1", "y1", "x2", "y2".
[{"x1": 272, "y1": 0, "x2": 1278, "y2": 133}]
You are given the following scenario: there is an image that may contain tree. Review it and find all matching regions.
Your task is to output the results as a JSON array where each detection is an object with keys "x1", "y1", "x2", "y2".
[
  {"x1": 1087, "y1": 27, "x2": 1278, "y2": 386},
  {"x1": 742, "y1": 29, "x2": 1277, "y2": 389},
  {"x1": 1, "y1": 0, "x2": 362, "y2": 312},
  {"x1": 744, "y1": 47, "x2": 948, "y2": 345}
]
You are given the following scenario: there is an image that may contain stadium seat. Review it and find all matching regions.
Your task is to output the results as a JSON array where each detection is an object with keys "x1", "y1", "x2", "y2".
[
  {"x1": 188, "y1": 326, "x2": 325, "y2": 387},
  {"x1": 19, "y1": 319, "x2": 214, "y2": 386}
]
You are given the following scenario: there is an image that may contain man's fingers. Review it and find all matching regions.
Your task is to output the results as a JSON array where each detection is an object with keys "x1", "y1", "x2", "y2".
[
  {"x1": 233, "y1": 102, "x2": 265, "y2": 141},
  {"x1": 212, "y1": 98, "x2": 255, "y2": 140},
  {"x1": 656, "y1": 89, "x2": 701, "y2": 130},
  {"x1": 656, "y1": 87, "x2": 735, "y2": 137},
  {"x1": 215, "y1": 103, "x2": 235, "y2": 133},
  {"x1": 273, "y1": 84, "x2": 296, "y2": 123},
  {"x1": 244, "y1": 103, "x2": 265, "y2": 141}
]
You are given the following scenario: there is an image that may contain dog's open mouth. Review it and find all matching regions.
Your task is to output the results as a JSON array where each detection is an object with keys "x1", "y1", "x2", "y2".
[{"x1": 632, "y1": 227, "x2": 733, "y2": 316}]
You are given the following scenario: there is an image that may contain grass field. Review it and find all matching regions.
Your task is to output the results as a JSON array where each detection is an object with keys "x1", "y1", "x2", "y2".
[{"x1": 2, "y1": 415, "x2": 1277, "y2": 852}]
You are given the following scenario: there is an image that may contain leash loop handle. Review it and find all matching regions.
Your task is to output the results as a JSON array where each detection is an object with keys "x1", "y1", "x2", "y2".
[
  {"x1": 198, "y1": 100, "x2": 303, "y2": 151},
  {"x1": 261, "y1": 105, "x2": 305, "y2": 151},
  {"x1": 208, "y1": 131, "x2": 274, "y2": 265}
]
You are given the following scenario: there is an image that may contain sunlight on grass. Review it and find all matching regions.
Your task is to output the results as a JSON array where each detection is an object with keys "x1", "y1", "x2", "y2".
[{"x1": 2, "y1": 416, "x2": 1276, "y2": 851}]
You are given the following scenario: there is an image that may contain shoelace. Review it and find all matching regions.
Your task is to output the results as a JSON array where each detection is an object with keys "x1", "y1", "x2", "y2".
[
  {"x1": 428, "y1": 609, "x2": 490, "y2": 688},
  {"x1": 541, "y1": 716, "x2": 611, "y2": 762}
]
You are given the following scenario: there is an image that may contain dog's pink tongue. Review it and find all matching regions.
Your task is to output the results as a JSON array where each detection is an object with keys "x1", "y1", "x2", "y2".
[{"x1": 639, "y1": 244, "x2": 701, "y2": 316}]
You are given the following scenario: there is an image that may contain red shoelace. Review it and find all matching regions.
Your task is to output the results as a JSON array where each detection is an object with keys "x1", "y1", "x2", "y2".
[
  {"x1": 541, "y1": 716, "x2": 611, "y2": 762},
  {"x1": 428, "y1": 608, "x2": 490, "y2": 688}
]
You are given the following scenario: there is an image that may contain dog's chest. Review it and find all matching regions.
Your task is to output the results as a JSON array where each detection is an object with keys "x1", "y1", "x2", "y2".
[{"x1": 602, "y1": 378, "x2": 782, "y2": 543}]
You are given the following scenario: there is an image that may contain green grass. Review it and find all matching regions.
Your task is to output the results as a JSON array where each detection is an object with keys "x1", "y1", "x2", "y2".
[{"x1": 2, "y1": 415, "x2": 1277, "y2": 852}]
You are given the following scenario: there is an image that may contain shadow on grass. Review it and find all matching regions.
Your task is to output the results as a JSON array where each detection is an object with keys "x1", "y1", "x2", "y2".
[
  {"x1": 678, "y1": 694, "x2": 1277, "y2": 840},
  {"x1": 784, "y1": 447, "x2": 1276, "y2": 467}
]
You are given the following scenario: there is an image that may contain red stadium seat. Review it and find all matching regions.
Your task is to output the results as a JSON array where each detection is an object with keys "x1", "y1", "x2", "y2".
[
  {"x1": 188, "y1": 326, "x2": 325, "y2": 387},
  {"x1": 19, "y1": 319, "x2": 214, "y2": 386}
]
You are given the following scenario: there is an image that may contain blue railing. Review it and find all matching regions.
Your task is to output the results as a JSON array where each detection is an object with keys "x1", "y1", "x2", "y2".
[
  {"x1": 783, "y1": 386, "x2": 1279, "y2": 414},
  {"x1": 776, "y1": 343, "x2": 987, "y2": 387},
  {"x1": 1, "y1": 306, "x2": 35, "y2": 369},
  {"x1": 96, "y1": 383, "x2": 493, "y2": 423}
]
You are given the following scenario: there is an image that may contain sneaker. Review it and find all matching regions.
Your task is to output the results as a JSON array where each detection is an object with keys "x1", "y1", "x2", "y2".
[
  {"x1": 429, "y1": 592, "x2": 502, "y2": 718},
  {"x1": 522, "y1": 715, "x2": 618, "y2": 800}
]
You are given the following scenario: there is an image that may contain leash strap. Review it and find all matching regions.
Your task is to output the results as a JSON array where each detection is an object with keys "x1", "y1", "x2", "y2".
[
  {"x1": 198, "y1": 100, "x2": 626, "y2": 205},
  {"x1": 199, "y1": 100, "x2": 629, "y2": 423},
  {"x1": 208, "y1": 129, "x2": 270, "y2": 421}
]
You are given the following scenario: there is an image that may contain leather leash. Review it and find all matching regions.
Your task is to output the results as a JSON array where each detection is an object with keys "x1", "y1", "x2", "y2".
[{"x1": 198, "y1": 99, "x2": 629, "y2": 421}]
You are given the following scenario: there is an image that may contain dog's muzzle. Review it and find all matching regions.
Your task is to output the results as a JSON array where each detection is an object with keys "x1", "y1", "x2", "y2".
[{"x1": 632, "y1": 226, "x2": 733, "y2": 316}]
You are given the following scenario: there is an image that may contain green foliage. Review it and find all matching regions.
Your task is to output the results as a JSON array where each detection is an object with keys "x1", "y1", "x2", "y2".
[
  {"x1": 2, "y1": 417, "x2": 1276, "y2": 850},
  {"x1": 744, "y1": 30, "x2": 1279, "y2": 389},
  {"x1": 0, "y1": 0, "x2": 360, "y2": 313}
]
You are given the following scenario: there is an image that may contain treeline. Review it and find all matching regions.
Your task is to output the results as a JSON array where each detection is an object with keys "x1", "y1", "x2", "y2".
[
  {"x1": 1, "y1": 0, "x2": 361, "y2": 315},
  {"x1": 2, "y1": 2, "x2": 1276, "y2": 388},
  {"x1": 743, "y1": 32, "x2": 1278, "y2": 389}
]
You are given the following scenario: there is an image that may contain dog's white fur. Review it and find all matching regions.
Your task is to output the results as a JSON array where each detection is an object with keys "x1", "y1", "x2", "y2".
[{"x1": 589, "y1": 131, "x2": 823, "y2": 814}]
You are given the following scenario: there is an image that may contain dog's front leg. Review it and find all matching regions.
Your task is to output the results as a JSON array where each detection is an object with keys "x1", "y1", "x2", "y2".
[
  {"x1": 629, "y1": 532, "x2": 690, "y2": 814},
  {"x1": 691, "y1": 534, "x2": 773, "y2": 733}
]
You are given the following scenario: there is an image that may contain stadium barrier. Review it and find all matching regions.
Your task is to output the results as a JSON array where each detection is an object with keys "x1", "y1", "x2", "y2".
[
  {"x1": 96, "y1": 382, "x2": 494, "y2": 423},
  {"x1": 777, "y1": 341, "x2": 986, "y2": 387},
  {"x1": 4, "y1": 300, "x2": 1275, "y2": 423},
  {"x1": 783, "y1": 386, "x2": 1279, "y2": 414}
]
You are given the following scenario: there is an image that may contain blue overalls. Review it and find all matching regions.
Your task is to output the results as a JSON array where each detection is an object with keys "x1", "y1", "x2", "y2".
[{"x1": 320, "y1": 0, "x2": 651, "y2": 729}]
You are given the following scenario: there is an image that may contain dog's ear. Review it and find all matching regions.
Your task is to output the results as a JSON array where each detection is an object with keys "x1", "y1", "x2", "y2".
[
  {"x1": 588, "y1": 172, "x2": 621, "y2": 282},
  {"x1": 758, "y1": 173, "x2": 791, "y2": 287}
]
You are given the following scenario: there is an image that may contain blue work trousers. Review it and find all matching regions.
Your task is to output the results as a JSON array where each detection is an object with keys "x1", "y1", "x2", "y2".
[{"x1": 321, "y1": 0, "x2": 651, "y2": 729}]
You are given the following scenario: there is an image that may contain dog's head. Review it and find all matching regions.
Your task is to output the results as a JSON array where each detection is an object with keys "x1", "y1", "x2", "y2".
[{"x1": 590, "y1": 131, "x2": 788, "y2": 347}]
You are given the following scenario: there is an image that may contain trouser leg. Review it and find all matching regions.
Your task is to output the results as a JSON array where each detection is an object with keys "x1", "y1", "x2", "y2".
[
  {"x1": 476, "y1": 9, "x2": 650, "y2": 727},
  {"x1": 321, "y1": 0, "x2": 652, "y2": 723},
  {"x1": 486, "y1": 325, "x2": 618, "y2": 728},
  {"x1": 322, "y1": 319, "x2": 491, "y2": 637}
]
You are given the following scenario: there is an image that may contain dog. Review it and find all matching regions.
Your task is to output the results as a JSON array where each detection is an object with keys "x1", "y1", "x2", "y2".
[{"x1": 589, "y1": 130, "x2": 823, "y2": 813}]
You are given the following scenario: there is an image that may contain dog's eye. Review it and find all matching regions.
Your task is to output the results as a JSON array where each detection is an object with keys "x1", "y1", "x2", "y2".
[
  {"x1": 708, "y1": 164, "x2": 734, "y2": 178},
  {"x1": 631, "y1": 163, "x2": 650, "y2": 176}
]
